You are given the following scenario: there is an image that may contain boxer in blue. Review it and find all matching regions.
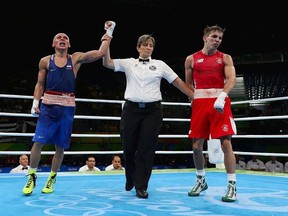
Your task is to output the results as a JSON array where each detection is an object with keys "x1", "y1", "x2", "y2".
[{"x1": 22, "y1": 21, "x2": 116, "y2": 195}]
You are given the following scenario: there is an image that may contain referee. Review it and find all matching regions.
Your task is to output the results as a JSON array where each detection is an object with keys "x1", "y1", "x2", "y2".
[{"x1": 103, "y1": 34, "x2": 194, "y2": 198}]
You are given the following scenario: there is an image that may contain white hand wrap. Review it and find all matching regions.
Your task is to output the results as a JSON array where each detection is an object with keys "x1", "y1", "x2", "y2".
[
  {"x1": 213, "y1": 92, "x2": 227, "y2": 113},
  {"x1": 104, "y1": 21, "x2": 116, "y2": 37},
  {"x1": 31, "y1": 99, "x2": 39, "y2": 116}
]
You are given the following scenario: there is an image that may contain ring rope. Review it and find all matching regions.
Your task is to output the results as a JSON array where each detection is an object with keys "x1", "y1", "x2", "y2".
[
  {"x1": 1, "y1": 93, "x2": 288, "y2": 105},
  {"x1": 0, "y1": 150, "x2": 287, "y2": 157},
  {"x1": 0, "y1": 132, "x2": 288, "y2": 139},
  {"x1": 1, "y1": 94, "x2": 288, "y2": 158}
]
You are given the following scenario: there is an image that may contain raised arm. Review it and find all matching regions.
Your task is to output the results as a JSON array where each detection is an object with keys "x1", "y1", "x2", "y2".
[
  {"x1": 102, "y1": 47, "x2": 115, "y2": 70},
  {"x1": 75, "y1": 34, "x2": 113, "y2": 64},
  {"x1": 72, "y1": 21, "x2": 116, "y2": 73}
]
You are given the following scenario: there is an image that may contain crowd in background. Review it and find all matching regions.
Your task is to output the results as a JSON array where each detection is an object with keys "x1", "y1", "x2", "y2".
[
  {"x1": 205, "y1": 154, "x2": 288, "y2": 173},
  {"x1": 4, "y1": 153, "x2": 288, "y2": 174}
]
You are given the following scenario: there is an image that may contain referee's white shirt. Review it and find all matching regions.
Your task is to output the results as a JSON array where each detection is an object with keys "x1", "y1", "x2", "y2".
[{"x1": 113, "y1": 57, "x2": 178, "y2": 102}]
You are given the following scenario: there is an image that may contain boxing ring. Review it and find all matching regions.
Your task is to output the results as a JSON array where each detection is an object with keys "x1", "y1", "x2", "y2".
[{"x1": 0, "y1": 94, "x2": 288, "y2": 216}]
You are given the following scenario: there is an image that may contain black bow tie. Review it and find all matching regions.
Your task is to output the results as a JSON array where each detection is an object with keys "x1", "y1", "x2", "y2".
[
  {"x1": 139, "y1": 58, "x2": 149, "y2": 63},
  {"x1": 22, "y1": 167, "x2": 28, "y2": 170}
]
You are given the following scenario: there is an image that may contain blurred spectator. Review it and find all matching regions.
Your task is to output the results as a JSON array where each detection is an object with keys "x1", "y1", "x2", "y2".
[
  {"x1": 79, "y1": 156, "x2": 101, "y2": 172},
  {"x1": 284, "y1": 161, "x2": 288, "y2": 173},
  {"x1": 246, "y1": 155, "x2": 266, "y2": 171},
  {"x1": 235, "y1": 154, "x2": 246, "y2": 170},
  {"x1": 9, "y1": 154, "x2": 30, "y2": 174},
  {"x1": 105, "y1": 155, "x2": 125, "y2": 171},
  {"x1": 265, "y1": 156, "x2": 283, "y2": 173}
]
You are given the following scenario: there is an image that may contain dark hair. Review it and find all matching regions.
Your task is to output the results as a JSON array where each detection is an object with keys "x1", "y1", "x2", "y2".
[
  {"x1": 203, "y1": 25, "x2": 226, "y2": 36},
  {"x1": 112, "y1": 155, "x2": 121, "y2": 161},
  {"x1": 86, "y1": 155, "x2": 95, "y2": 161},
  {"x1": 137, "y1": 34, "x2": 155, "y2": 48}
]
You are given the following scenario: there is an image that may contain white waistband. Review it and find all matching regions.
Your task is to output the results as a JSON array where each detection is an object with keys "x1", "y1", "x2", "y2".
[
  {"x1": 194, "y1": 89, "x2": 223, "y2": 99},
  {"x1": 42, "y1": 93, "x2": 76, "y2": 107}
]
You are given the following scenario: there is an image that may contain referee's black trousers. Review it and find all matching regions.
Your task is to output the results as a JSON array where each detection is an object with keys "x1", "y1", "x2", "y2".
[{"x1": 121, "y1": 101, "x2": 163, "y2": 190}]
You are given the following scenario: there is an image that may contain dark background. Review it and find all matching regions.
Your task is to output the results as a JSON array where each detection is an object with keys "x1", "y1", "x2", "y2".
[{"x1": 1, "y1": 0, "x2": 287, "y2": 96}]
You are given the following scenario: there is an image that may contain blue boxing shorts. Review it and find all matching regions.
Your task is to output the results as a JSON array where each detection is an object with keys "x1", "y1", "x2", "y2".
[{"x1": 32, "y1": 104, "x2": 76, "y2": 149}]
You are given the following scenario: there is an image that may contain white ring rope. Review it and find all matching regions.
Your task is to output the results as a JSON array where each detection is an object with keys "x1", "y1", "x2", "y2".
[
  {"x1": 0, "y1": 132, "x2": 288, "y2": 139},
  {"x1": 1, "y1": 93, "x2": 288, "y2": 103},
  {"x1": 1, "y1": 112, "x2": 288, "y2": 122},
  {"x1": 1, "y1": 94, "x2": 288, "y2": 157},
  {"x1": 0, "y1": 150, "x2": 287, "y2": 157}
]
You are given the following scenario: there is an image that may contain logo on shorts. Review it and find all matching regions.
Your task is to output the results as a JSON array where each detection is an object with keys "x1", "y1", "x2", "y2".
[{"x1": 222, "y1": 124, "x2": 228, "y2": 132}]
